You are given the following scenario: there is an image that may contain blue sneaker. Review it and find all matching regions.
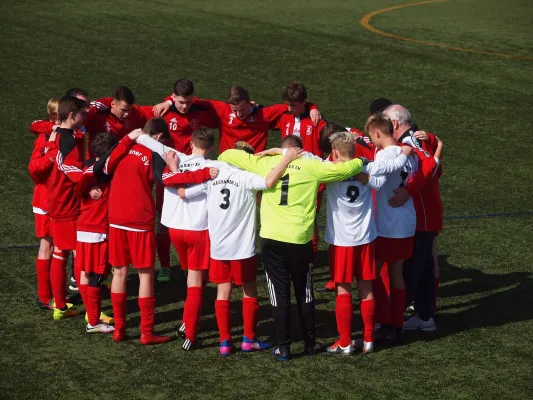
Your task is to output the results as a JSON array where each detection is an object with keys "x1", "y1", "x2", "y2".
[
  {"x1": 271, "y1": 346, "x2": 290, "y2": 361},
  {"x1": 241, "y1": 336, "x2": 273, "y2": 352},
  {"x1": 220, "y1": 340, "x2": 234, "y2": 357}
]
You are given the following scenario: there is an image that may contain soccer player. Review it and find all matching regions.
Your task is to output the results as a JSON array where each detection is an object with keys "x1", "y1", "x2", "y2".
[
  {"x1": 382, "y1": 105, "x2": 443, "y2": 331},
  {"x1": 74, "y1": 133, "x2": 119, "y2": 333},
  {"x1": 47, "y1": 96, "x2": 88, "y2": 320},
  {"x1": 363, "y1": 113, "x2": 418, "y2": 344},
  {"x1": 219, "y1": 135, "x2": 365, "y2": 360},
  {"x1": 29, "y1": 98, "x2": 60, "y2": 309},
  {"x1": 153, "y1": 83, "x2": 321, "y2": 153},
  {"x1": 179, "y1": 141, "x2": 302, "y2": 356}
]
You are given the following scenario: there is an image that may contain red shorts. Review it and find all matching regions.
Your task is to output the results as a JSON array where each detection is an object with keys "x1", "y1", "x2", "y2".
[
  {"x1": 169, "y1": 228, "x2": 210, "y2": 271},
  {"x1": 34, "y1": 213, "x2": 51, "y2": 238},
  {"x1": 375, "y1": 236, "x2": 414, "y2": 262},
  {"x1": 50, "y1": 219, "x2": 77, "y2": 251},
  {"x1": 108, "y1": 227, "x2": 155, "y2": 269},
  {"x1": 329, "y1": 242, "x2": 376, "y2": 282},
  {"x1": 209, "y1": 256, "x2": 258, "y2": 285},
  {"x1": 76, "y1": 240, "x2": 108, "y2": 274}
]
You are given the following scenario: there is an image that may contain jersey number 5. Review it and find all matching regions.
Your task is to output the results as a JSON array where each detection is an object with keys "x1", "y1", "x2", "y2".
[
  {"x1": 346, "y1": 185, "x2": 359, "y2": 203},
  {"x1": 279, "y1": 174, "x2": 289, "y2": 206},
  {"x1": 220, "y1": 188, "x2": 230, "y2": 209}
]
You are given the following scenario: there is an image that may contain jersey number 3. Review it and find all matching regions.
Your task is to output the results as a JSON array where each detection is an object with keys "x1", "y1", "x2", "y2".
[{"x1": 220, "y1": 188, "x2": 230, "y2": 209}]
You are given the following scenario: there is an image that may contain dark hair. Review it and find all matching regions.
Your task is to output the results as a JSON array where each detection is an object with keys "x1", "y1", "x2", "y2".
[
  {"x1": 91, "y1": 133, "x2": 118, "y2": 158},
  {"x1": 173, "y1": 79, "x2": 195, "y2": 97},
  {"x1": 58, "y1": 95, "x2": 87, "y2": 122},
  {"x1": 65, "y1": 88, "x2": 88, "y2": 98},
  {"x1": 369, "y1": 98, "x2": 392, "y2": 115},
  {"x1": 365, "y1": 112, "x2": 393, "y2": 136},
  {"x1": 281, "y1": 135, "x2": 303, "y2": 149},
  {"x1": 281, "y1": 82, "x2": 307, "y2": 103},
  {"x1": 113, "y1": 86, "x2": 135, "y2": 104},
  {"x1": 143, "y1": 118, "x2": 169, "y2": 139},
  {"x1": 234, "y1": 141, "x2": 254, "y2": 154},
  {"x1": 227, "y1": 85, "x2": 250, "y2": 105},
  {"x1": 319, "y1": 121, "x2": 345, "y2": 154},
  {"x1": 191, "y1": 127, "x2": 215, "y2": 149}
]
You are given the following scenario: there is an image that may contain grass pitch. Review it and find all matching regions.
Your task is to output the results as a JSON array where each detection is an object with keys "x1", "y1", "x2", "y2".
[{"x1": 1, "y1": 0, "x2": 532, "y2": 398}]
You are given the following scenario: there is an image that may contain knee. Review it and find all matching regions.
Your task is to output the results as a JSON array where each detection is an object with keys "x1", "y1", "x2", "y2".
[{"x1": 113, "y1": 267, "x2": 128, "y2": 280}]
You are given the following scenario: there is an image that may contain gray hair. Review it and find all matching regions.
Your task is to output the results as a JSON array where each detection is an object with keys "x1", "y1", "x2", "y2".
[
  {"x1": 383, "y1": 104, "x2": 413, "y2": 126},
  {"x1": 329, "y1": 131, "x2": 355, "y2": 145}
]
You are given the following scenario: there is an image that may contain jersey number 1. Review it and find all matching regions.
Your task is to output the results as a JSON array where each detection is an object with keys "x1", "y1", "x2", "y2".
[
  {"x1": 220, "y1": 189, "x2": 230, "y2": 209},
  {"x1": 279, "y1": 174, "x2": 289, "y2": 206}
]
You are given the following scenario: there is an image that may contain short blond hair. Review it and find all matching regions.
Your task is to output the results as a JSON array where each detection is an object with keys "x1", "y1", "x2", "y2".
[
  {"x1": 364, "y1": 112, "x2": 393, "y2": 136},
  {"x1": 330, "y1": 131, "x2": 355, "y2": 158},
  {"x1": 47, "y1": 97, "x2": 61, "y2": 121}
]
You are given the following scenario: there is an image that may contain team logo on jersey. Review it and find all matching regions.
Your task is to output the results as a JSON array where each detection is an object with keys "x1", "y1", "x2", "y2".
[
  {"x1": 170, "y1": 117, "x2": 178, "y2": 131},
  {"x1": 229, "y1": 113, "x2": 236, "y2": 124},
  {"x1": 285, "y1": 123, "x2": 290, "y2": 136},
  {"x1": 306, "y1": 125, "x2": 312, "y2": 136},
  {"x1": 190, "y1": 119, "x2": 199, "y2": 130}
]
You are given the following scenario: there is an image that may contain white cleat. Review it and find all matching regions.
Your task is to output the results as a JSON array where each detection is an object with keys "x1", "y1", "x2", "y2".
[
  {"x1": 86, "y1": 322, "x2": 115, "y2": 334},
  {"x1": 403, "y1": 314, "x2": 436, "y2": 332}
]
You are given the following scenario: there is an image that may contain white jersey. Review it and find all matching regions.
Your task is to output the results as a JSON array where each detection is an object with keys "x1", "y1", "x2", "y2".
[
  {"x1": 368, "y1": 145, "x2": 417, "y2": 238},
  {"x1": 185, "y1": 161, "x2": 267, "y2": 260},
  {"x1": 161, "y1": 153, "x2": 209, "y2": 231},
  {"x1": 325, "y1": 176, "x2": 376, "y2": 247}
]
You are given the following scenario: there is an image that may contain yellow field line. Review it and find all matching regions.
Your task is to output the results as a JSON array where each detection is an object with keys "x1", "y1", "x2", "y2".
[{"x1": 360, "y1": 0, "x2": 533, "y2": 61}]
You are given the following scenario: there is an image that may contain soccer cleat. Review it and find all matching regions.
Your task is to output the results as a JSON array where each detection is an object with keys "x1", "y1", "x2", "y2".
[
  {"x1": 271, "y1": 346, "x2": 290, "y2": 361},
  {"x1": 113, "y1": 329, "x2": 126, "y2": 343},
  {"x1": 140, "y1": 334, "x2": 170, "y2": 345},
  {"x1": 219, "y1": 340, "x2": 234, "y2": 357},
  {"x1": 352, "y1": 339, "x2": 374, "y2": 354},
  {"x1": 65, "y1": 292, "x2": 83, "y2": 305},
  {"x1": 182, "y1": 338, "x2": 201, "y2": 351},
  {"x1": 304, "y1": 341, "x2": 325, "y2": 356},
  {"x1": 86, "y1": 322, "x2": 115, "y2": 334},
  {"x1": 405, "y1": 301, "x2": 415, "y2": 313},
  {"x1": 53, "y1": 307, "x2": 80, "y2": 320},
  {"x1": 85, "y1": 312, "x2": 114, "y2": 325},
  {"x1": 403, "y1": 314, "x2": 436, "y2": 332},
  {"x1": 316, "y1": 280, "x2": 335, "y2": 293},
  {"x1": 326, "y1": 340, "x2": 354, "y2": 355},
  {"x1": 52, "y1": 300, "x2": 75, "y2": 309},
  {"x1": 176, "y1": 323, "x2": 186, "y2": 338},
  {"x1": 241, "y1": 336, "x2": 272, "y2": 352},
  {"x1": 36, "y1": 298, "x2": 54, "y2": 310},
  {"x1": 157, "y1": 267, "x2": 171, "y2": 283},
  {"x1": 69, "y1": 277, "x2": 79, "y2": 292}
]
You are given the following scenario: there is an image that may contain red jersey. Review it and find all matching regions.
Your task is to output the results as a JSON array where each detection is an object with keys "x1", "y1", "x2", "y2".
[
  {"x1": 136, "y1": 102, "x2": 217, "y2": 154},
  {"x1": 102, "y1": 136, "x2": 215, "y2": 231},
  {"x1": 47, "y1": 128, "x2": 85, "y2": 221},
  {"x1": 74, "y1": 163, "x2": 111, "y2": 234},
  {"x1": 28, "y1": 133, "x2": 58, "y2": 213},
  {"x1": 398, "y1": 129, "x2": 442, "y2": 232},
  {"x1": 277, "y1": 112, "x2": 326, "y2": 158}
]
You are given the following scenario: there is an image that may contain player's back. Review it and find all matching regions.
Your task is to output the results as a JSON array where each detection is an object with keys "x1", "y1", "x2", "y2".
[
  {"x1": 161, "y1": 153, "x2": 208, "y2": 231},
  {"x1": 373, "y1": 145, "x2": 416, "y2": 238},
  {"x1": 325, "y1": 177, "x2": 376, "y2": 246},
  {"x1": 205, "y1": 162, "x2": 264, "y2": 260},
  {"x1": 77, "y1": 165, "x2": 111, "y2": 234}
]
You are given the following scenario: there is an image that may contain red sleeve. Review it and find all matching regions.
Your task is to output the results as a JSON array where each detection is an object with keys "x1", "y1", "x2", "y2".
[
  {"x1": 162, "y1": 167, "x2": 211, "y2": 187},
  {"x1": 196, "y1": 99, "x2": 225, "y2": 120},
  {"x1": 74, "y1": 169, "x2": 97, "y2": 199},
  {"x1": 28, "y1": 135, "x2": 55, "y2": 183},
  {"x1": 135, "y1": 105, "x2": 156, "y2": 120},
  {"x1": 88, "y1": 97, "x2": 112, "y2": 113},
  {"x1": 103, "y1": 136, "x2": 135, "y2": 175},
  {"x1": 262, "y1": 104, "x2": 288, "y2": 126},
  {"x1": 29, "y1": 120, "x2": 54, "y2": 135},
  {"x1": 57, "y1": 146, "x2": 83, "y2": 183},
  {"x1": 405, "y1": 150, "x2": 438, "y2": 196},
  {"x1": 163, "y1": 95, "x2": 173, "y2": 104}
]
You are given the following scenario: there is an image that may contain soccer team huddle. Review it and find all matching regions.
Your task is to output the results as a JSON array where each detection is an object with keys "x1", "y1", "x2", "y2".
[{"x1": 28, "y1": 79, "x2": 444, "y2": 359}]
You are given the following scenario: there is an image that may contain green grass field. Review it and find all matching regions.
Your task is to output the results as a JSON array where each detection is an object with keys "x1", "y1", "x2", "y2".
[{"x1": 1, "y1": 0, "x2": 532, "y2": 398}]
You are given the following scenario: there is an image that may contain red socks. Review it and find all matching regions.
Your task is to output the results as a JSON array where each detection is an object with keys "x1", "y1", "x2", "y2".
[
  {"x1": 390, "y1": 288, "x2": 406, "y2": 328},
  {"x1": 215, "y1": 300, "x2": 231, "y2": 342},
  {"x1": 36, "y1": 258, "x2": 52, "y2": 304},
  {"x1": 434, "y1": 278, "x2": 440, "y2": 313},
  {"x1": 156, "y1": 234, "x2": 171, "y2": 268},
  {"x1": 79, "y1": 282, "x2": 88, "y2": 310},
  {"x1": 50, "y1": 250, "x2": 68, "y2": 309},
  {"x1": 184, "y1": 286, "x2": 204, "y2": 342},
  {"x1": 242, "y1": 297, "x2": 259, "y2": 340},
  {"x1": 335, "y1": 293, "x2": 353, "y2": 347},
  {"x1": 360, "y1": 299, "x2": 376, "y2": 343},
  {"x1": 111, "y1": 292, "x2": 127, "y2": 333},
  {"x1": 373, "y1": 277, "x2": 392, "y2": 325},
  {"x1": 139, "y1": 296, "x2": 156, "y2": 336},
  {"x1": 86, "y1": 285, "x2": 102, "y2": 327}
]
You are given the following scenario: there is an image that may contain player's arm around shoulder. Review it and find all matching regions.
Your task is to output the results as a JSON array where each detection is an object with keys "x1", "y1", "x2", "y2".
[
  {"x1": 218, "y1": 149, "x2": 271, "y2": 176},
  {"x1": 309, "y1": 156, "x2": 363, "y2": 183}
]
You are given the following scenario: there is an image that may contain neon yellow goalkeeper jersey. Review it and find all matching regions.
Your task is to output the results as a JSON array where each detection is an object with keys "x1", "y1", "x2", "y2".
[{"x1": 218, "y1": 150, "x2": 363, "y2": 244}]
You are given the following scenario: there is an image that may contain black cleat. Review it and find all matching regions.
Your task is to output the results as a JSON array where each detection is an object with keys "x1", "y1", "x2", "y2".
[
  {"x1": 304, "y1": 341, "x2": 325, "y2": 356},
  {"x1": 272, "y1": 346, "x2": 291, "y2": 361},
  {"x1": 65, "y1": 292, "x2": 83, "y2": 305},
  {"x1": 182, "y1": 338, "x2": 201, "y2": 351}
]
